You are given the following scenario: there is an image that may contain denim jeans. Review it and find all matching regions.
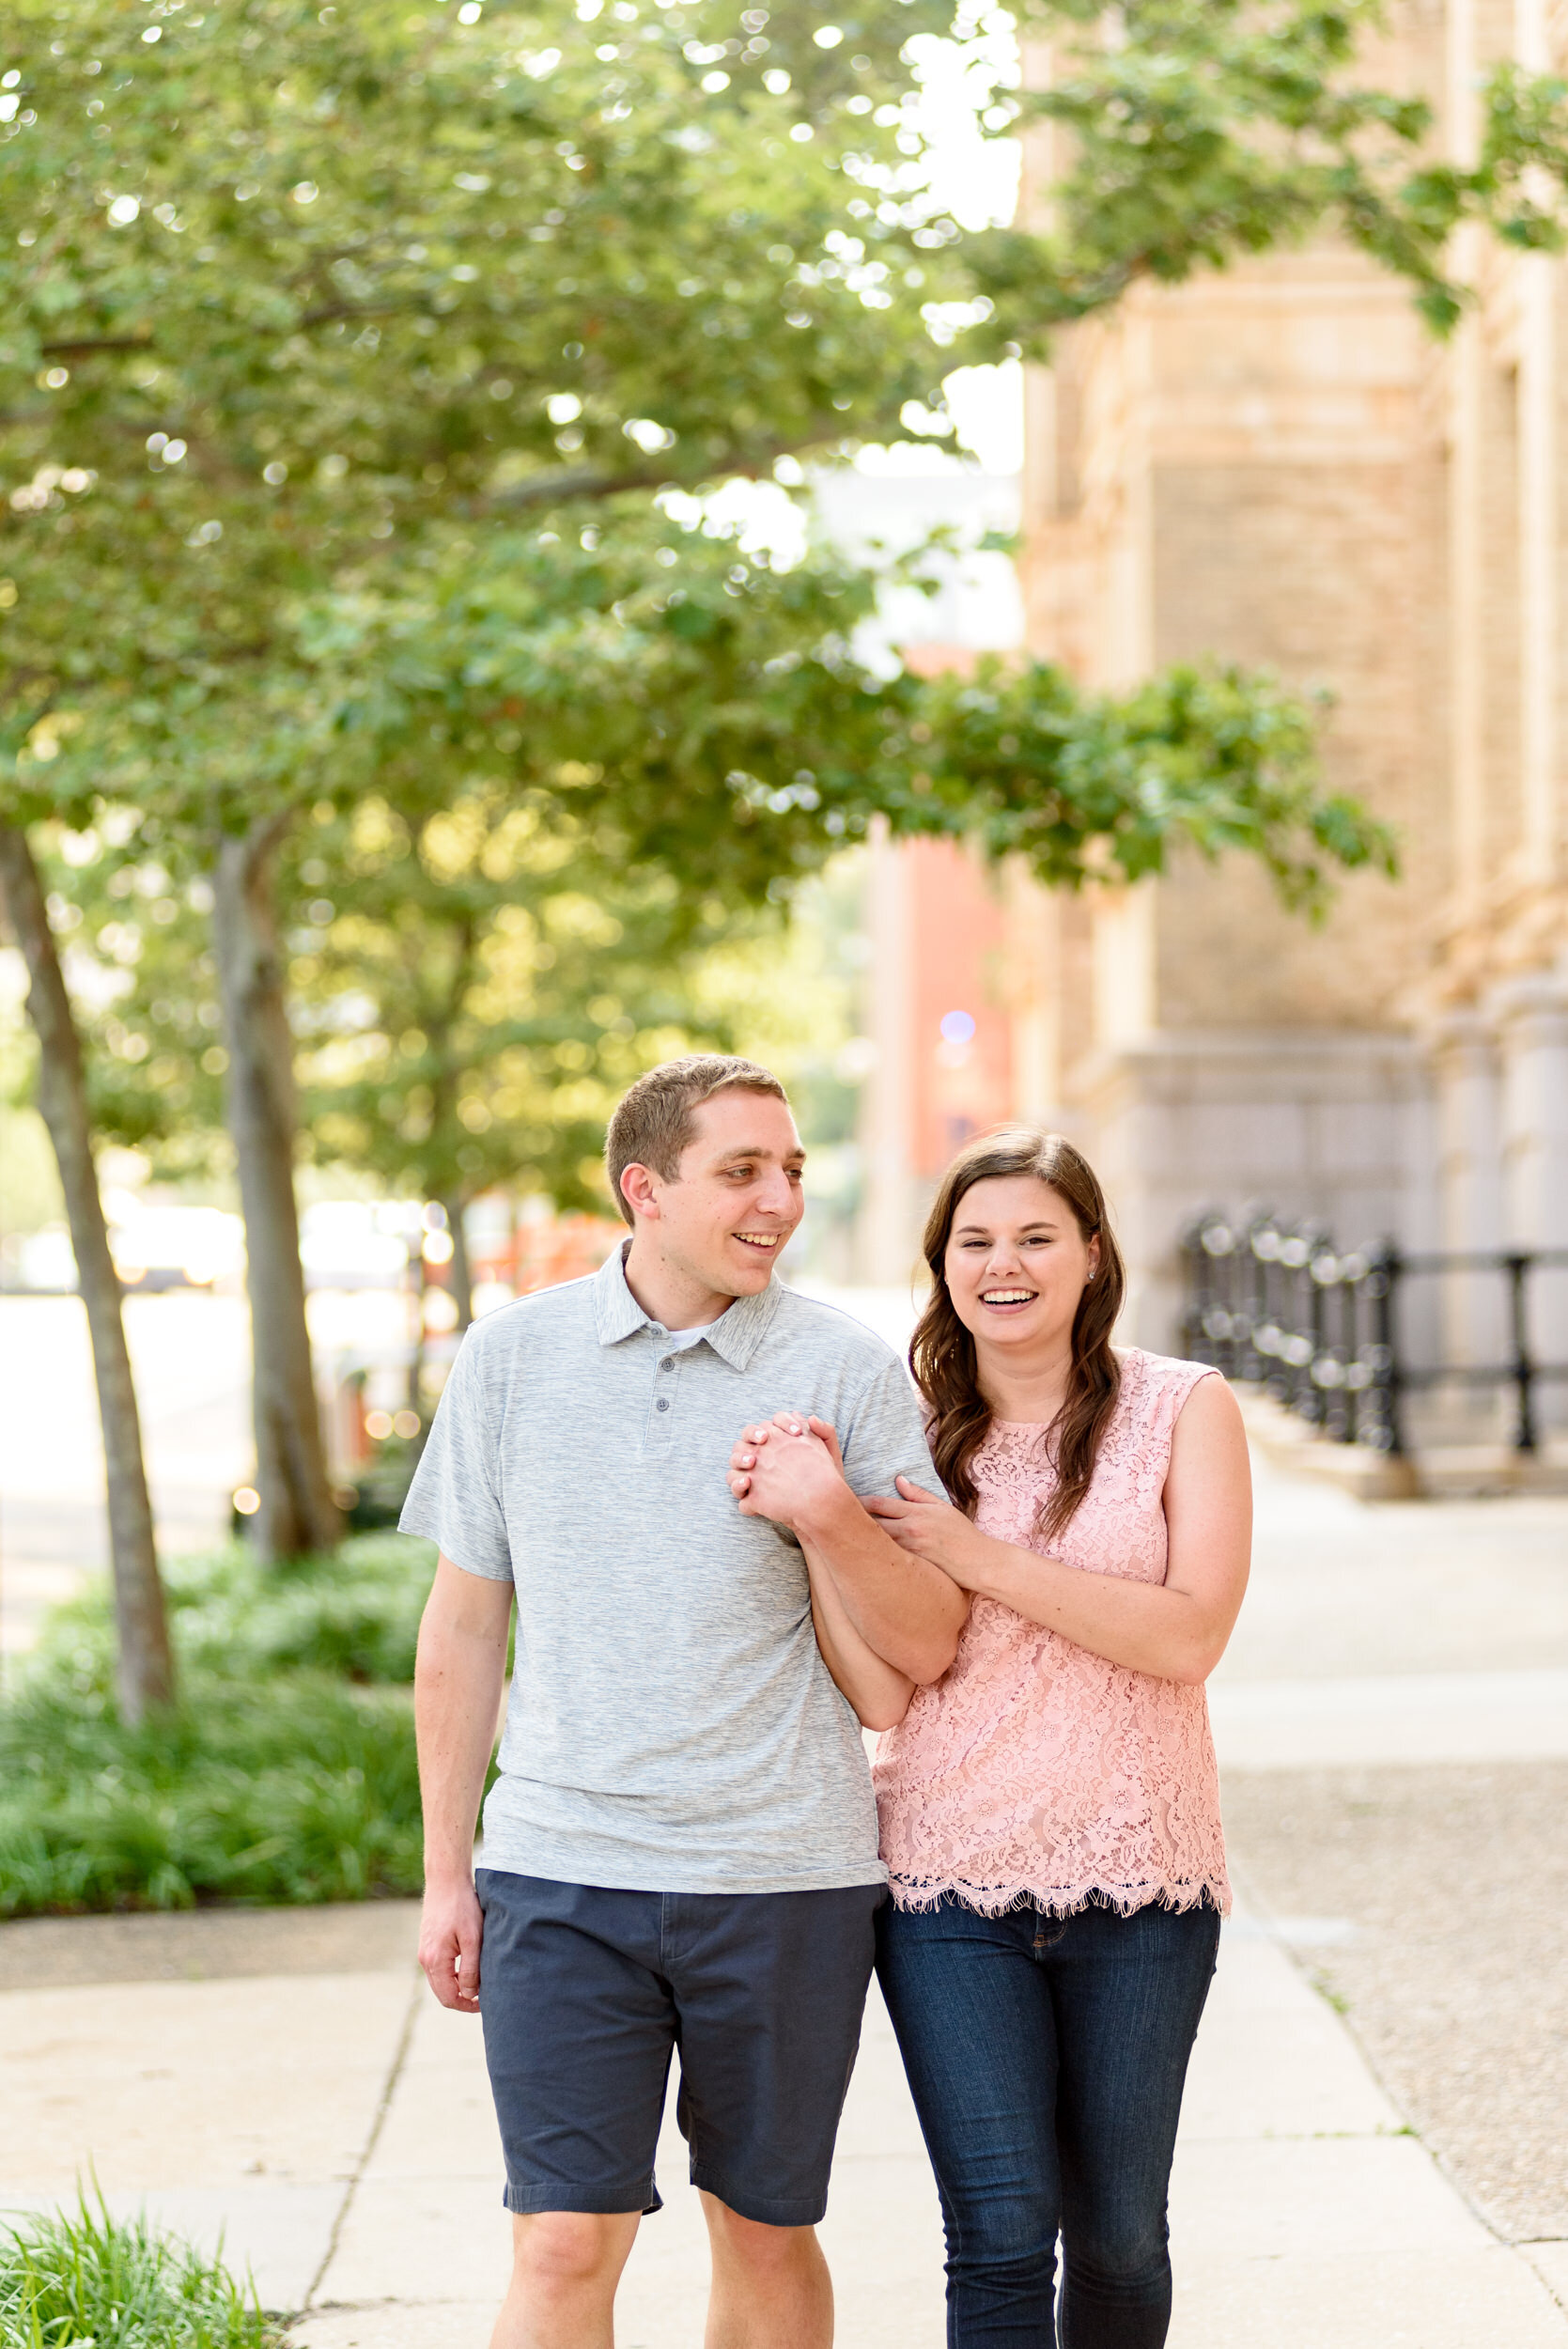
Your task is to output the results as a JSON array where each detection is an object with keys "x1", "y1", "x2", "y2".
[{"x1": 877, "y1": 1894, "x2": 1220, "y2": 2349}]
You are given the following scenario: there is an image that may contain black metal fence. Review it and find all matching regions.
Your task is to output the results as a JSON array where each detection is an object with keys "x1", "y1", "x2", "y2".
[{"x1": 1178, "y1": 1211, "x2": 1568, "y2": 1456}]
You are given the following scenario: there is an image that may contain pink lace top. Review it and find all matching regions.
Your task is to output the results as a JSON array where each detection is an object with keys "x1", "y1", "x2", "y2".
[{"x1": 874, "y1": 1348, "x2": 1231, "y2": 1919}]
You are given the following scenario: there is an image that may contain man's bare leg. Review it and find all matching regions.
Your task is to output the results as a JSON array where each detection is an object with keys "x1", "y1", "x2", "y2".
[
  {"x1": 700, "y1": 2192, "x2": 833, "y2": 2349},
  {"x1": 489, "y1": 2209, "x2": 641, "y2": 2349}
]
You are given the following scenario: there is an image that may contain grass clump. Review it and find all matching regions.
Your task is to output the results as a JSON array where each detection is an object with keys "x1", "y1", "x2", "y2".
[
  {"x1": 0, "y1": 2190, "x2": 282, "y2": 2346},
  {"x1": 0, "y1": 1533, "x2": 446, "y2": 1919}
]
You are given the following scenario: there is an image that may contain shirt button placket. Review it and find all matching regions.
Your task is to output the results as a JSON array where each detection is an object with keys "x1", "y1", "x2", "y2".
[{"x1": 647, "y1": 1339, "x2": 675, "y2": 1446}]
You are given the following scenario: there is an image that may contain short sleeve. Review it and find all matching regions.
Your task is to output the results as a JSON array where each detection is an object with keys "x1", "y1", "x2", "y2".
[
  {"x1": 398, "y1": 1332, "x2": 513, "y2": 1579},
  {"x1": 836, "y1": 1357, "x2": 939, "y2": 1501}
]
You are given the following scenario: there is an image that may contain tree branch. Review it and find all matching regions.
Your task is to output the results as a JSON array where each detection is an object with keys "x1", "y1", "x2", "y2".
[
  {"x1": 475, "y1": 405, "x2": 900, "y2": 513},
  {"x1": 39, "y1": 335, "x2": 155, "y2": 358}
]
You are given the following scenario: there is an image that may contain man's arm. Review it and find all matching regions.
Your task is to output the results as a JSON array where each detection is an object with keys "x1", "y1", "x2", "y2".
[
  {"x1": 413, "y1": 1553, "x2": 514, "y2": 2012},
  {"x1": 731, "y1": 1418, "x2": 966, "y2": 1685}
]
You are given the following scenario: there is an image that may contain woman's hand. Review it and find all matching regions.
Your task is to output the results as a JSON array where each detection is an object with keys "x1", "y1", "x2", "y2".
[
  {"x1": 731, "y1": 1420, "x2": 970, "y2": 1685},
  {"x1": 864, "y1": 1478, "x2": 993, "y2": 1589},
  {"x1": 727, "y1": 1412, "x2": 848, "y2": 1531},
  {"x1": 729, "y1": 1411, "x2": 844, "y2": 1504}
]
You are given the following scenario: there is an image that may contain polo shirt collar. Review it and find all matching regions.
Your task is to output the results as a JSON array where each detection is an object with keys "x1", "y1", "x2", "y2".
[{"x1": 592, "y1": 1239, "x2": 782, "y2": 1371}]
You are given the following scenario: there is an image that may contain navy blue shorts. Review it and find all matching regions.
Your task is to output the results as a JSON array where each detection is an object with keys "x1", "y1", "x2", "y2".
[{"x1": 474, "y1": 1869, "x2": 884, "y2": 2227}]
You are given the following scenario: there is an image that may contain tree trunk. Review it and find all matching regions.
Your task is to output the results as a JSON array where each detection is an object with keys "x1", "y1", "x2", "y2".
[
  {"x1": 440, "y1": 1194, "x2": 474, "y2": 1333},
  {"x1": 212, "y1": 819, "x2": 343, "y2": 1561},
  {"x1": 0, "y1": 819, "x2": 175, "y2": 1721}
]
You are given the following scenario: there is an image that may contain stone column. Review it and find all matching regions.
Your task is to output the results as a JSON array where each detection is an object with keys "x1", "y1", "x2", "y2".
[
  {"x1": 1495, "y1": 973, "x2": 1568, "y2": 1430},
  {"x1": 1432, "y1": 1013, "x2": 1507, "y2": 1392},
  {"x1": 1516, "y1": 250, "x2": 1560, "y2": 873}
]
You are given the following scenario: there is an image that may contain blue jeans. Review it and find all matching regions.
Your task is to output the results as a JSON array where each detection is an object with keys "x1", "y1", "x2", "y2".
[{"x1": 877, "y1": 1894, "x2": 1220, "y2": 2348}]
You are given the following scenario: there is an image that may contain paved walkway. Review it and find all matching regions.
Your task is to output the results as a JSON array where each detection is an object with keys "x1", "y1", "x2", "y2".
[
  {"x1": 5, "y1": 1400, "x2": 1568, "y2": 2341},
  {"x1": 5, "y1": 1883, "x2": 1565, "y2": 2347}
]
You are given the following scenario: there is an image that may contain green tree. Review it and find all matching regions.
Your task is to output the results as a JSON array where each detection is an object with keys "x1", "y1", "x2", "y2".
[
  {"x1": 43, "y1": 516, "x2": 1387, "y2": 1237},
  {"x1": 1, "y1": 0, "x2": 976, "y2": 1563},
  {"x1": 8, "y1": 0, "x2": 1547, "y2": 1592},
  {"x1": 976, "y1": 0, "x2": 1568, "y2": 346},
  {"x1": 287, "y1": 799, "x2": 742, "y2": 1330},
  {"x1": 0, "y1": 823, "x2": 174, "y2": 1721}
]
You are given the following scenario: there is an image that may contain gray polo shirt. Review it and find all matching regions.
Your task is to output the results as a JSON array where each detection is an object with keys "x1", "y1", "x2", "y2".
[{"x1": 399, "y1": 1243, "x2": 938, "y2": 1895}]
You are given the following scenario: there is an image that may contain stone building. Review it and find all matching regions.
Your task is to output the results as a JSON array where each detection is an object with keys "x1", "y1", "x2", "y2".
[{"x1": 858, "y1": 2, "x2": 1568, "y2": 1421}]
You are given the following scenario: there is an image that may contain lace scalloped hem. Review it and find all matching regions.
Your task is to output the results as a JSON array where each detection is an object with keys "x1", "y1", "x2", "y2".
[{"x1": 884, "y1": 1870, "x2": 1232, "y2": 1921}]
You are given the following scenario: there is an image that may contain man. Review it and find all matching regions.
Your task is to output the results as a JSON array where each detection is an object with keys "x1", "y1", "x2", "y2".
[{"x1": 403, "y1": 1053, "x2": 966, "y2": 2349}]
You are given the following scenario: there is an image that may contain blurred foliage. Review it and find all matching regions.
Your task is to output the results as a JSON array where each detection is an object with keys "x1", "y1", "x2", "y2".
[
  {"x1": 0, "y1": 1054, "x2": 64, "y2": 1235},
  {"x1": 0, "y1": 1534, "x2": 442, "y2": 1916},
  {"x1": 901, "y1": 659, "x2": 1393, "y2": 912},
  {"x1": 692, "y1": 860, "x2": 869, "y2": 1143},
  {"x1": 0, "y1": 973, "x2": 62, "y2": 1234},
  {"x1": 20, "y1": 524, "x2": 1394, "y2": 1208},
  {"x1": 0, "y1": 0, "x2": 962, "y2": 855},
  {"x1": 0, "y1": 1665, "x2": 424, "y2": 1915},
  {"x1": 4, "y1": 0, "x2": 1483, "y2": 1253},
  {"x1": 0, "y1": 0, "x2": 1417, "y2": 903},
  {"x1": 0, "y1": 2191, "x2": 281, "y2": 2348},
  {"x1": 26, "y1": 755, "x2": 869, "y2": 1208},
  {"x1": 19, "y1": 820, "x2": 231, "y2": 1178},
  {"x1": 0, "y1": 0, "x2": 967, "y2": 582},
  {"x1": 41, "y1": 1532, "x2": 436, "y2": 1686},
  {"x1": 986, "y1": 0, "x2": 1568, "y2": 344}
]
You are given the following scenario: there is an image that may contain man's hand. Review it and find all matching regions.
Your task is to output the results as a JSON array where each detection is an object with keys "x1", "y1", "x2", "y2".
[
  {"x1": 418, "y1": 1875, "x2": 484, "y2": 2012},
  {"x1": 413, "y1": 1554, "x2": 510, "y2": 2011},
  {"x1": 727, "y1": 1412, "x2": 848, "y2": 1533},
  {"x1": 864, "y1": 1477, "x2": 993, "y2": 1588}
]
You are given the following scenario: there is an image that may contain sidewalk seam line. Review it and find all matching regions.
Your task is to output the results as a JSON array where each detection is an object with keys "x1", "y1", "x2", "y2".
[
  {"x1": 1227, "y1": 1847, "x2": 1567, "y2": 2294},
  {"x1": 303, "y1": 1965, "x2": 425, "y2": 2314}
]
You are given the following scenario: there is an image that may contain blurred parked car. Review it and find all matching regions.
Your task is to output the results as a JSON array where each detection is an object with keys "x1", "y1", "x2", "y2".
[
  {"x1": 110, "y1": 1206, "x2": 246, "y2": 1291},
  {"x1": 1, "y1": 1207, "x2": 245, "y2": 1293},
  {"x1": 1, "y1": 1224, "x2": 79, "y2": 1294},
  {"x1": 299, "y1": 1200, "x2": 414, "y2": 1290}
]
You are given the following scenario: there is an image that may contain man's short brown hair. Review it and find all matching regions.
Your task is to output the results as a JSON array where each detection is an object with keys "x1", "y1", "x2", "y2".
[{"x1": 605, "y1": 1054, "x2": 789, "y2": 1227}]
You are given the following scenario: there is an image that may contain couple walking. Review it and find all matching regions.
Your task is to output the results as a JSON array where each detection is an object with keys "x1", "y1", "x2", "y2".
[{"x1": 403, "y1": 1052, "x2": 1251, "y2": 2349}]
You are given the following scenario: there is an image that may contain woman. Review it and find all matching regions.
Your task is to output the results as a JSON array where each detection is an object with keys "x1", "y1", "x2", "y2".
[{"x1": 738, "y1": 1128, "x2": 1250, "y2": 2347}]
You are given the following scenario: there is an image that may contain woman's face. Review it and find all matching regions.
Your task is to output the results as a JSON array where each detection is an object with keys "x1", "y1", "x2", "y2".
[{"x1": 941, "y1": 1174, "x2": 1099, "y2": 1357}]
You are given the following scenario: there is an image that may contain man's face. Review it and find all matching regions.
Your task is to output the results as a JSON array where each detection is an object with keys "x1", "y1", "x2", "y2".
[{"x1": 643, "y1": 1089, "x2": 806, "y2": 1300}]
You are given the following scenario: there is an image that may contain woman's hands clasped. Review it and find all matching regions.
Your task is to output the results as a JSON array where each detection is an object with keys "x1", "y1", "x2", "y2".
[
  {"x1": 727, "y1": 1412, "x2": 846, "y2": 1532},
  {"x1": 729, "y1": 1415, "x2": 987, "y2": 1592}
]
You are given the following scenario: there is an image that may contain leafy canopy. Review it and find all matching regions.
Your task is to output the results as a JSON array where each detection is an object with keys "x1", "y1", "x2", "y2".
[
  {"x1": 972, "y1": 0, "x2": 1568, "y2": 343},
  {"x1": 0, "y1": 0, "x2": 1437, "y2": 981}
]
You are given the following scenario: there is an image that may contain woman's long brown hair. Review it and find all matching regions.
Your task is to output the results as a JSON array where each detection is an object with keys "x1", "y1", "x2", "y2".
[{"x1": 910, "y1": 1128, "x2": 1126, "y2": 1546}]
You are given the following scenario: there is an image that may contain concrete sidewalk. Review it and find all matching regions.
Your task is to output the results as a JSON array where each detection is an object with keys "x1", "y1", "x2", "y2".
[
  {"x1": 5, "y1": 1889, "x2": 1565, "y2": 2347},
  {"x1": 6, "y1": 1439, "x2": 1568, "y2": 2341}
]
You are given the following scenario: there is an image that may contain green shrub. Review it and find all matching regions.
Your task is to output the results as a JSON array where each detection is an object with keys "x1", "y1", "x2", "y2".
[
  {"x1": 0, "y1": 2189, "x2": 282, "y2": 2346},
  {"x1": 0, "y1": 1657, "x2": 423, "y2": 1919},
  {"x1": 0, "y1": 1533, "x2": 471, "y2": 1917},
  {"x1": 42, "y1": 1533, "x2": 437, "y2": 1688}
]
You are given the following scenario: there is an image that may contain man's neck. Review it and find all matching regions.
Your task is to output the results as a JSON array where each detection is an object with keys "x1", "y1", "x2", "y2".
[{"x1": 621, "y1": 1237, "x2": 737, "y2": 1331}]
